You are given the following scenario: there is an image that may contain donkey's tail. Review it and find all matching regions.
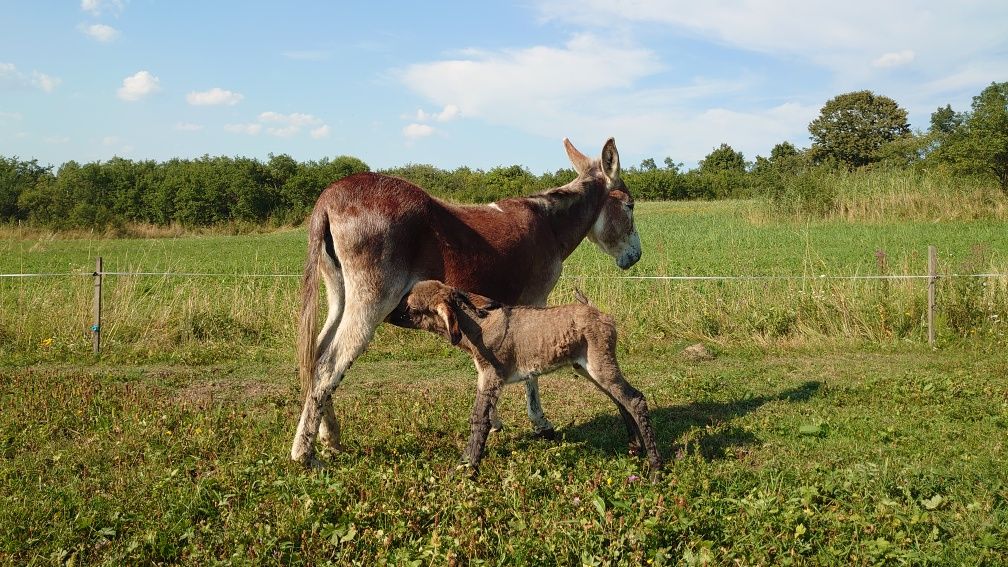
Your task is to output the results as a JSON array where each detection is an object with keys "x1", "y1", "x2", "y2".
[{"x1": 297, "y1": 207, "x2": 329, "y2": 404}]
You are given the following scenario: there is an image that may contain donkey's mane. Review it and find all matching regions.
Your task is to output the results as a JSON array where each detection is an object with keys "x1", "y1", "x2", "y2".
[{"x1": 522, "y1": 161, "x2": 603, "y2": 213}]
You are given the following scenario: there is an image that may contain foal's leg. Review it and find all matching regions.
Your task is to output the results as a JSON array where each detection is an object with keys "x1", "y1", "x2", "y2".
[
  {"x1": 574, "y1": 364, "x2": 642, "y2": 454},
  {"x1": 585, "y1": 357, "x2": 662, "y2": 473},
  {"x1": 463, "y1": 368, "x2": 504, "y2": 472},
  {"x1": 489, "y1": 405, "x2": 505, "y2": 434},
  {"x1": 523, "y1": 377, "x2": 555, "y2": 439}
]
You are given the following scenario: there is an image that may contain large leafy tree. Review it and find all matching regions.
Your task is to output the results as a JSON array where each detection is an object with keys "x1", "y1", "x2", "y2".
[
  {"x1": 0, "y1": 156, "x2": 51, "y2": 221},
  {"x1": 962, "y1": 82, "x2": 1008, "y2": 192},
  {"x1": 698, "y1": 143, "x2": 746, "y2": 174},
  {"x1": 808, "y1": 90, "x2": 911, "y2": 168},
  {"x1": 927, "y1": 82, "x2": 1008, "y2": 193},
  {"x1": 753, "y1": 141, "x2": 806, "y2": 176}
]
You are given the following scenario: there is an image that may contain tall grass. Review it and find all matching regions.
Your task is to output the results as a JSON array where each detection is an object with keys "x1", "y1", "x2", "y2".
[
  {"x1": 3, "y1": 199, "x2": 1008, "y2": 365},
  {"x1": 758, "y1": 168, "x2": 1008, "y2": 223}
]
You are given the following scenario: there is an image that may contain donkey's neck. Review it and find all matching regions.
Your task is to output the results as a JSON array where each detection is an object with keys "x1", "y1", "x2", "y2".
[{"x1": 530, "y1": 174, "x2": 607, "y2": 260}]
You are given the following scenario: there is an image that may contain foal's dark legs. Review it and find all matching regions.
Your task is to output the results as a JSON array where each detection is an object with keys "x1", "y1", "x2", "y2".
[
  {"x1": 577, "y1": 363, "x2": 662, "y2": 476},
  {"x1": 462, "y1": 373, "x2": 504, "y2": 474},
  {"x1": 574, "y1": 365, "x2": 643, "y2": 454}
]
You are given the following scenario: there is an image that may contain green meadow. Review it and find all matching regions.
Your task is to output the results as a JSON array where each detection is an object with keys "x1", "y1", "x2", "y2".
[{"x1": 2, "y1": 200, "x2": 1007, "y2": 564}]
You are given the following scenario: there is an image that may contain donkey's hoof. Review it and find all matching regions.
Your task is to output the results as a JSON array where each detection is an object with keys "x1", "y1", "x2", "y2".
[
  {"x1": 293, "y1": 452, "x2": 326, "y2": 470},
  {"x1": 305, "y1": 456, "x2": 327, "y2": 470}
]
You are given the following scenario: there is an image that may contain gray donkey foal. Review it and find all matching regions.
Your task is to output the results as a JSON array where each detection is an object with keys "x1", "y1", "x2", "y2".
[{"x1": 391, "y1": 280, "x2": 662, "y2": 475}]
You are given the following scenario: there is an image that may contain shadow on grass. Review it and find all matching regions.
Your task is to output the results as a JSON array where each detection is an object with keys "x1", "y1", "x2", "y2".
[{"x1": 560, "y1": 380, "x2": 822, "y2": 462}]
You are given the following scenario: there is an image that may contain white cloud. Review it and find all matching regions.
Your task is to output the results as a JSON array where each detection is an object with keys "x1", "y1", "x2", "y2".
[
  {"x1": 117, "y1": 70, "x2": 160, "y2": 101},
  {"x1": 81, "y1": 0, "x2": 125, "y2": 15},
  {"x1": 225, "y1": 112, "x2": 331, "y2": 139},
  {"x1": 400, "y1": 30, "x2": 821, "y2": 166},
  {"x1": 258, "y1": 111, "x2": 321, "y2": 126},
  {"x1": 534, "y1": 1, "x2": 1008, "y2": 86},
  {"x1": 310, "y1": 124, "x2": 331, "y2": 139},
  {"x1": 186, "y1": 87, "x2": 243, "y2": 106},
  {"x1": 80, "y1": 23, "x2": 119, "y2": 43},
  {"x1": 437, "y1": 104, "x2": 460, "y2": 122},
  {"x1": 0, "y1": 111, "x2": 22, "y2": 122},
  {"x1": 872, "y1": 50, "x2": 915, "y2": 69},
  {"x1": 174, "y1": 122, "x2": 203, "y2": 131},
  {"x1": 225, "y1": 123, "x2": 262, "y2": 135},
  {"x1": 31, "y1": 72, "x2": 61, "y2": 93},
  {"x1": 0, "y1": 63, "x2": 26, "y2": 90},
  {"x1": 266, "y1": 125, "x2": 300, "y2": 138},
  {"x1": 1, "y1": 62, "x2": 60, "y2": 93},
  {"x1": 409, "y1": 104, "x2": 461, "y2": 123},
  {"x1": 256, "y1": 111, "x2": 328, "y2": 137},
  {"x1": 402, "y1": 34, "x2": 661, "y2": 120},
  {"x1": 403, "y1": 123, "x2": 435, "y2": 140}
]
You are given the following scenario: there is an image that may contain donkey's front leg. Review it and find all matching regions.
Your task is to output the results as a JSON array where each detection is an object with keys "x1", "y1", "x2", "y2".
[
  {"x1": 524, "y1": 377, "x2": 556, "y2": 439},
  {"x1": 462, "y1": 370, "x2": 503, "y2": 473}
]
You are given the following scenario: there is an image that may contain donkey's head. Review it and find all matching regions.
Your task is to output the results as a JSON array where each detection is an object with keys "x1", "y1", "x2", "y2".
[
  {"x1": 396, "y1": 280, "x2": 500, "y2": 346},
  {"x1": 565, "y1": 138, "x2": 641, "y2": 270}
]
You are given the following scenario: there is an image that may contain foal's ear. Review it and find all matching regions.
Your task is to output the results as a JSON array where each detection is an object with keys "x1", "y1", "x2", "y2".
[
  {"x1": 435, "y1": 302, "x2": 461, "y2": 346},
  {"x1": 601, "y1": 137, "x2": 621, "y2": 181},
  {"x1": 466, "y1": 293, "x2": 501, "y2": 317},
  {"x1": 564, "y1": 137, "x2": 591, "y2": 176}
]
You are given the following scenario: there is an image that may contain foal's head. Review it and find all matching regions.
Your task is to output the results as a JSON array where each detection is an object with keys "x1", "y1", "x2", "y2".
[
  {"x1": 395, "y1": 280, "x2": 500, "y2": 346},
  {"x1": 565, "y1": 138, "x2": 642, "y2": 270}
]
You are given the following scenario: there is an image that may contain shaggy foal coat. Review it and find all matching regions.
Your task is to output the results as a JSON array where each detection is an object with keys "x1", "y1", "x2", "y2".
[{"x1": 390, "y1": 280, "x2": 662, "y2": 475}]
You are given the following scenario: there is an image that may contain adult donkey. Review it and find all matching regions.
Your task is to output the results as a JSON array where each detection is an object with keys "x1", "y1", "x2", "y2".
[{"x1": 291, "y1": 137, "x2": 641, "y2": 465}]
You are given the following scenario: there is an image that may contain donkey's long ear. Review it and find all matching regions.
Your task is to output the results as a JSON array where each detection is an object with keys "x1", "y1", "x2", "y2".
[
  {"x1": 601, "y1": 137, "x2": 621, "y2": 181},
  {"x1": 564, "y1": 138, "x2": 591, "y2": 176},
  {"x1": 435, "y1": 302, "x2": 461, "y2": 346}
]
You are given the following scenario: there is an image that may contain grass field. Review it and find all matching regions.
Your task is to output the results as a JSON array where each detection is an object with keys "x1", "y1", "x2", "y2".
[{"x1": 2, "y1": 200, "x2": 1008, "y2": 564}]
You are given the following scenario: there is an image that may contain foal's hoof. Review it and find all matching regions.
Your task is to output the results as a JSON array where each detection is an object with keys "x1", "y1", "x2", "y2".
[
  {"x1": 454, "y1": 462, "x2": 479, "y2": 480},
  {"x1": 532, "y1": 427, "x2": 557, "y2": 441}
]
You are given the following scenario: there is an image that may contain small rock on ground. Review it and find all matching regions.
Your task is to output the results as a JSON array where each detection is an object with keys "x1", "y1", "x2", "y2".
[{"x1": 683, "y1": 343, "x2": 715, "y2": 362}]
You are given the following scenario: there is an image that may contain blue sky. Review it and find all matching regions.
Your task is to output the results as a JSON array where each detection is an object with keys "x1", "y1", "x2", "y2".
[{"x1": 2, "y1": 1, "x2": 1007, "y2": 173}]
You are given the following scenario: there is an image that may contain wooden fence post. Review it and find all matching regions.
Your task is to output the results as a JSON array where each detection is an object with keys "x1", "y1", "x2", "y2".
[
  {"x1": 92, "y1": 257, "x2": 103, "y2": 356},
  {"x1": 927, "y1": 246, "x2": 937, "y2": 347}
]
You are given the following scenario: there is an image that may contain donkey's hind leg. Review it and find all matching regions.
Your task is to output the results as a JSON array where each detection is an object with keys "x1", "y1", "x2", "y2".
[
  {"x1": 315, "y1": 254, "x2": 345, "y2": 453},
  {"x1": 291, "y1": 290, "x2": 390, "y2": 465}
]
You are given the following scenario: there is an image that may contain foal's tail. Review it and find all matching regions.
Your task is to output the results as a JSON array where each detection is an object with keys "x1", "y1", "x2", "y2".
[
  {"x1": 573, "y1": 286, "x2": 592, "y2": 306},
  {"x1": 297, "y1": 208, "x2": 329, "y2": 404}
]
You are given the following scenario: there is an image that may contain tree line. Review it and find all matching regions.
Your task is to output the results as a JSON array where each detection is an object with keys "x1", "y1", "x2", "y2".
[{"x1": 2, "y1": 82, "x2": 1005, "y2": 229}]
